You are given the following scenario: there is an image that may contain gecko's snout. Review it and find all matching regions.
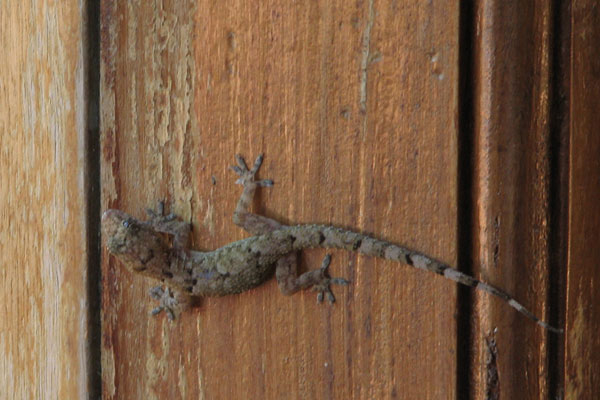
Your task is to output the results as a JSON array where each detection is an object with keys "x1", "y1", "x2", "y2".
[
  {"x1": 102, "y1": 209, "x2": 136, "y2": 256},
  {"x1": 102, "y1": 209, "x2": 130, "y2": 225},
  {"x1": 101, "y1": 209, "x2": 131, "y2": 239},
  {"x1": 101, "y1": 209, "x2": 113, "y2": 221},
  {"x1": 102, "y1": 208, "x2": 121, "y2": 222}
]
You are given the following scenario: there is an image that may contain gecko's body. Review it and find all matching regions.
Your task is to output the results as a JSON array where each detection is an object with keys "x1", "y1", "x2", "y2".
[{"x1": 102, "y1": 154, "x2": 561, "y2": 333}]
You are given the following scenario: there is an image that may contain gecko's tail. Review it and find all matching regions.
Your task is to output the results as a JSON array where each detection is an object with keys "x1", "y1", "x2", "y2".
[
  {"x1": 423, "y1": 260, "x2": 564, "y2": 334},
  {"x1": 289, "y1": 224, "x2": 563, "y2": 333}
]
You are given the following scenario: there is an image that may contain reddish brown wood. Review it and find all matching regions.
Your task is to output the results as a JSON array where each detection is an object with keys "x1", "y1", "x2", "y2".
[
  {"x1": 6, "y1": 0, "x2": 600, "y2": 398},
  {"x1": 564, "y1": 1, "x2": 600, "y2": 397},
  {"x1": 468, "y1": 2, "x2": 559, "y2": 398},
  {"x1": 101, "y1": 0, "x2": 460, "y2": 398}
]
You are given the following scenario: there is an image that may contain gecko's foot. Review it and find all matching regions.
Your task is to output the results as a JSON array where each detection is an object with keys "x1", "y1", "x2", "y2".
[
  {"x1": 146, "y1": 200, "x2": 179, "y2": 225},
  {"x1": 146, "y1": 201, "x2": 192, "y2": 250},
  {"x1": 312, "y1": 254, "x2": 350, "y2": 304},
  {"x1": 230, "y1": 154, "x2": 274, "y2": 188},
  {"x1": 149, "y1": 286, "x2": 191, "y2": 321}
]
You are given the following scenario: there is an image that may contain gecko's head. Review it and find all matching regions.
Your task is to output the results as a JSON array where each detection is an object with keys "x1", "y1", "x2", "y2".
[{"x1": 102, "y1": 209, "x2": 168, "y2": 273}]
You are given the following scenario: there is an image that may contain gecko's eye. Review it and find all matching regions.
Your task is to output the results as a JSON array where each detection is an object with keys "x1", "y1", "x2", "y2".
[
  {"x1": 122, "y1": 218, "x2": 140, "y2": 233},
  {"x1": 122, "y1": 219, "x2": 137, "y2": 230}
]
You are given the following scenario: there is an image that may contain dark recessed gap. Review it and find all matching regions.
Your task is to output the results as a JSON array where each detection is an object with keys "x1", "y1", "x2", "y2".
[
  {"x1": 85, "y1": 0, "x2": 102, "y2": 398},
  {"x1": 457, "y1": 1, "x2": 476, "y2": 398},
  {"x1": 547, "y1": 0, "x2": 570, "y2": 398}
]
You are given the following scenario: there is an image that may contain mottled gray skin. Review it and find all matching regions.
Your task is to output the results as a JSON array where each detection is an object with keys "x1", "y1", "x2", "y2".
[{"x1": 102, "y1": 154, "x2": 562, "y2": 333}]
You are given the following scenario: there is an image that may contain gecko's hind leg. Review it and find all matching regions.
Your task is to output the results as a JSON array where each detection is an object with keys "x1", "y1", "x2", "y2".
[
  {"x1": 276, "y1": 254, "x2": 350, "y2": 303},
  {"x1": 146, "y1": 201, "x2": 191, "y2": 250},
  {"x1": 232, "y1": 154, "x2": 350, "y2": 302},
  {"x1": 230, "y1": 154, "x2": 282, "y2": 235},
  {"x1": 149, "y1": 286, "x2": 193, "y2": 321}
]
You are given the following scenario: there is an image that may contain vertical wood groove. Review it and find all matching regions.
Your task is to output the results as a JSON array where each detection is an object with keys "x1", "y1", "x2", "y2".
[
  {"x1": 457, "y1": 1, "x2": 476, "y2": 397},
  {"x1": 85, "y1": 0, "x2": 102, "y2": 398},
  {"x1": 468, "y1": 1, "x2": 561, "y2": 398}
]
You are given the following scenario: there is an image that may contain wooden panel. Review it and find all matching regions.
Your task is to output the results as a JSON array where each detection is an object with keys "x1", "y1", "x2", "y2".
[
  {"x1": 0, "y1": 1, "x2": 95, "y2": 399},
  {"x1": 565, "y1": 1, "x2": 600, "y2": 398},
  {"x1": 100, "y1": 0, "x2": 460, "y2": 398},
  {"x1": 468, "y1": 1, "x2": 561, "y2": 398}
]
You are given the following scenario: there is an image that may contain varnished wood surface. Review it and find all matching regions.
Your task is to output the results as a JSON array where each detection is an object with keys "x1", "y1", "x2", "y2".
[
  {"x1": 100, "y1": 1, "x2": 460, "y2": 398},
  {"x1": 4, "y1": 0, "x2": 596, "y2": 398},
  {"x1": 0, "y1": 1, "x2": 96, "y2": 398}
]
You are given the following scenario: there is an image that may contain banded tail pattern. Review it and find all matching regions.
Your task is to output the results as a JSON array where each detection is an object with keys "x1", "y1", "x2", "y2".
[{"x1": 283, "y1": 224, "x2": 562, "y2": 333}]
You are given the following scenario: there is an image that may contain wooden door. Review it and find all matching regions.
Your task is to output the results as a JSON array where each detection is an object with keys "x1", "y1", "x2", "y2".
[{"x1": 2, "y1": 1, "x2": 599, "y2": 398}]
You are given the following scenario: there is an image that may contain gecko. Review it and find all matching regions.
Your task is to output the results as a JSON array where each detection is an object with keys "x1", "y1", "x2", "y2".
[{"x1": 102, "y1": 154, "x2": 562, "y2": 333}]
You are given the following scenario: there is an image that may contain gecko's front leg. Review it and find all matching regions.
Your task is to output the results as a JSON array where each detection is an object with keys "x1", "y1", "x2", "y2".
[
  {"x1": 145, "y1": 200, "x2": 191, "y2": 251},
  {"x1": 145, "y1": 201, "x2": 195, "y2": 320},
  {"x1": 149, "y1": 286, "x2": 193, "y2": 321}
]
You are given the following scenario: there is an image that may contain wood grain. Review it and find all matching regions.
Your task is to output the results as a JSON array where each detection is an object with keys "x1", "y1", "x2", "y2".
[
  {"x1": 101, "y1": 0, "x2": 460, "y2": 398},
  {"x1": 565, "y1": 2, "x2": 600, "y2": 398},
  {"x1": 468, "y1": 2, "x2": 560, "y2": 398},
  {"x1": 0, "y1": 1, "x2": 95, "y2": 399},
  {"x1": 4, "y1": 0, "x2": 598, "y2": 398}
]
